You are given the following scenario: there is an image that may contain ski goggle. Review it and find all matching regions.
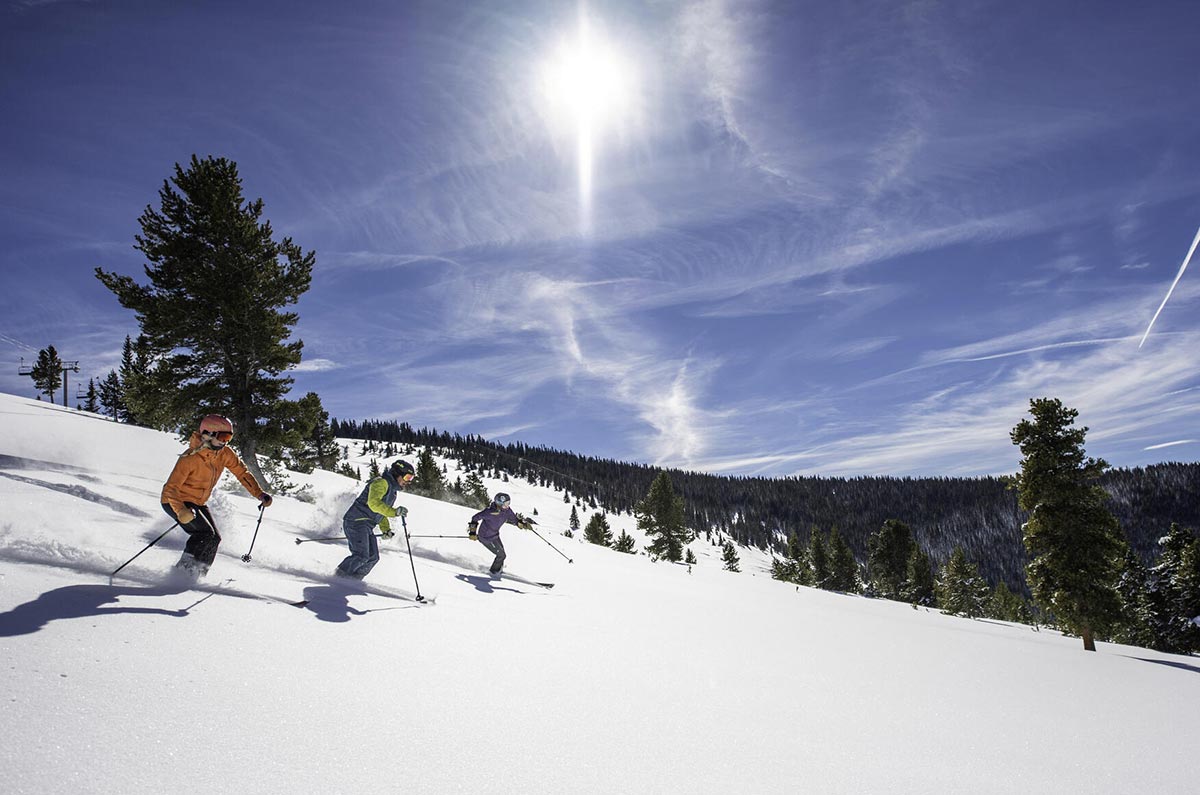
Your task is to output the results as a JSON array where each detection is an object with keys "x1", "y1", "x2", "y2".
[
  {"x1": 401, "y1": 473, "x2": 414, "y2": 482},
  {"x1": 202, "y1": 430, "x2": 234, "y2": 442}
]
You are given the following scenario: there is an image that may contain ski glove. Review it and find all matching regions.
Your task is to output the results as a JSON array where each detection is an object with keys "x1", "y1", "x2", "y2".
[
  {"x1": 177, "y1": 507, "x2": 195, "y2": 525},
  {"x1": 468, "y1": 524, "x2": 478, "y2": 541},
  {"x1": 381, "y1": 528, "x2": 395, "y2": 540},
  {"x1": 396, "y1": 506, "x2": 408, "y2": 518},
  {"x1": 259, "y1": 493, "x2": 273, "y2": 508}
]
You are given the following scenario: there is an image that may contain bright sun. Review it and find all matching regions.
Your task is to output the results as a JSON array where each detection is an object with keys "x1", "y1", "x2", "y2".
[{"x1": 539, "y1": 10, "x2": 636, "y2": 233}]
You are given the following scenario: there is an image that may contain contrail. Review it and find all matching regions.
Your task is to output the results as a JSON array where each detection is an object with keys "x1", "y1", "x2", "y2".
[{"x1": 1139, "y1": 224, "x2": 1200, "y2": 348}]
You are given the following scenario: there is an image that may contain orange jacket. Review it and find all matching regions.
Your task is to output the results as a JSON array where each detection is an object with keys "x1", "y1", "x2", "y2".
[{"x1": 160, "y1": 433, "x2": 265, "y2": 512}]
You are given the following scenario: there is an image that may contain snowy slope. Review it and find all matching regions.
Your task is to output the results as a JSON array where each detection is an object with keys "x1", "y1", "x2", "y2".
[{"x1": 1, "y1": 392, "x2": 1197, "y2": 795}]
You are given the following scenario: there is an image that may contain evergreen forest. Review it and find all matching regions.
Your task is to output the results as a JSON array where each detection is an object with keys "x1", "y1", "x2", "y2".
[{"x1": 329, "y1": 417, "x2": 1200, "y2": 593}]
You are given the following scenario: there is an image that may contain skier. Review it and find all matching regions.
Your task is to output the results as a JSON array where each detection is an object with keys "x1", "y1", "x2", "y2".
[
  {"x1": 160, "y1": 414, "x2": 273, "y2": 577},
  {"x1": 467, "y1": 492, "x2": 533, "y2": 576},
  {"x1": 337, "y1": 459, "x2": 415, "y2": 580}
]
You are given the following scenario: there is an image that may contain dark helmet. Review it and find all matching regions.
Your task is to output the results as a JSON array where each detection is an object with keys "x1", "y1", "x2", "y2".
[
  {"x1": 389, "y1": 459, "x2": 415, "y2": 481},
  {"x1": 493, "y1": 492, "x2": 511, "y2": 507}
]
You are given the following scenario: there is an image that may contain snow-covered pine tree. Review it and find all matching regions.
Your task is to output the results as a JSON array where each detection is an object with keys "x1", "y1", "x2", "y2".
[
  {"x1": 902, "y1": 544, "x2": 936, "y2": 606},
  {"x1": 867, "y1": 518, "x2": 915, "y2": 600},
  {"x1": 809, "y1": 528, "x2": 830, "y2": 589},
  {"x1": 1114, "y1": 547, "x2": 1154, "y2": 648},
  {"x1": 936, "y1": 547, "x2": 989, "y2": 619},
  {"x1": 1144, "y1": 524, "x2": 1200, "y2": 653},
  {"x1": 827, "y1": 527, "x2": 859, "y2": 592}
]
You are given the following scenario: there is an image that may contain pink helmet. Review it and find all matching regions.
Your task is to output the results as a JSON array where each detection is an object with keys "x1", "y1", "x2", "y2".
[{"x1": 199, "y1": 414, "x2": 234, "y2": 437}]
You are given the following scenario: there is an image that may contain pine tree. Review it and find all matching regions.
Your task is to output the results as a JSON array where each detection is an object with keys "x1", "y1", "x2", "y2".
[
  {"x1": 986, "y1": 582, "x2": 1032, "y2": 624},
  {"x1": 1010, "y1": 397, "x2": 1125, "y2": 651},
  {"x1": 1114, "y1": 547, "x2": 1153, "y2": 648},
  {"x1": 721, "y1": 540, "x2": 741, "y2": 572},
  {"x1": 462, "y1": 472, "x2": 490, "y2": 508},
  {"x1": 95, "y1": 155, "x2": 314, "y2": 487},
  {"x1": 413, "y1": 448, "x2": 446, "y2": 499},
  {"x1": 613, "y1": 530, "x2": 637, "y2": 554},
  {"x1": 771, "y1": 556, "x2": 800, "y2": 583},
  {"x1": 827, "y1": 527, "x2": 860, "y2": 592},
  {"x1": 636, "y1": 471, "x2": 689, "y2": 563},
  {"x1": 1175, "y1": 536, "x2": 1200, "y2": 653},
  {"x1": 685, "y1": 548, "x2": 697, "y2": 565},
  {"x1": 937, "y1": 547, "x2": 989, "y2": 618},
  {"x1": 902, "y1": 544, "x2": 936, "y2": 606},
  {"x1": 809, "y1": 527, "x2": 830, "y2": 589},
  {"x1": 569, "y1": 505, "x2": 581, "y2": 535},
  {"x1": 867, "y1": 518, "x2": 916, "y2": 600},
  {"x1": 82, "y1": 378, "x2": 100, "y2": 414},
  {"x1": 98, "y1": 370, "x2": 123, "y2": 420},
  {"x1": 301, "y1": 392, "x2": 340, "y2": 472},
  {"x1": 1144, "y1": 524, "x2": 1200, "y2": 653},
  {"x1": 584, "y1": 513, "x2": 614, "y2": 547},
  {"x1": 117, "y1": 336, "x2": 143, "y2": 424},
  {"x1": 29, "y1": 346, "x2": 64, "y2": 403},
  {"x1": 273, "y1": 392, "x2": 336, "y2": 475}
]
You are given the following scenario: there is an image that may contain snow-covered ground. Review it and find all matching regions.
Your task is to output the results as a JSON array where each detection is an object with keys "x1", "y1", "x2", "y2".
[{"x1": 1, "y1": 392, "x2": 1197, "y2": 794}]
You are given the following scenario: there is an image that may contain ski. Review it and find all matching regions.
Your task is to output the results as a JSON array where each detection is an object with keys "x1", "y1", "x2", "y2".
[
  {"x1": 310, "y1": 575, "x2": 435, "y2": 605},
  {"x1": 495, "y1": 572, "x2": 554, "y2": 589}
]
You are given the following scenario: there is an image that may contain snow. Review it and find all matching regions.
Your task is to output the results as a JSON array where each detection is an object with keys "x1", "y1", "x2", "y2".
[{"x1": 1, "y1": 391, "x2": 1197, "y2": 794}]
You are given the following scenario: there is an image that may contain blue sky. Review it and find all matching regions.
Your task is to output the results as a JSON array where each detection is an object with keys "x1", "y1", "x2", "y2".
[{"x1": 2, "y1": 0, "x2": 1198, "y2": 477}]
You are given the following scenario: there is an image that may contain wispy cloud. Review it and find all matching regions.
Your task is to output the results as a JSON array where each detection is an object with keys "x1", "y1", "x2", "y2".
[{"x1": 293, "y1": 358, "x2": 340, "y2": 373}]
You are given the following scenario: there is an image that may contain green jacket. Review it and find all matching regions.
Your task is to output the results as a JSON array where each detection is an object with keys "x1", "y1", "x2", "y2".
[{"x1": 343, "y1": 471, "x2": 402, "y2": 532}]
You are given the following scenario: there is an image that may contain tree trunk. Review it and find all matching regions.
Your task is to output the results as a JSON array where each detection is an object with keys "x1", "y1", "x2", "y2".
[
  {"x1": 237, "y1": 434, "x2": 271, "y2": 494},
  {"x1": 1082, "y1": 624, "x2": 1096, "y2": 652}
]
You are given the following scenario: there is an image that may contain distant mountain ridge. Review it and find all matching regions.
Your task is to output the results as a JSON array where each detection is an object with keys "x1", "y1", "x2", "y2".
[{"x1": 331, "y1": 418, "x2": 1200, "y2": 591}]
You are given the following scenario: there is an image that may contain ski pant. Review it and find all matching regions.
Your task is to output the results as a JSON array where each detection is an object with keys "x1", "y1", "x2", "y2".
[
  {"x1": 337, "y1": 518, "x2": 380, "y2": 579},
  {"x1": 479, "y1": 536, "x2": 506, "y2": 574},
  {"x1": 161, "y1": 502, "x2": 220, "y2": 565}
]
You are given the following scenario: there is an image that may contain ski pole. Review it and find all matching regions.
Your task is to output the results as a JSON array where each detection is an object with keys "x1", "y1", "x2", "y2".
[
  {"x1": 528, "y1": 526, "x2": 573, "y2": 563},
  {"x1": 406, "y1": 534, "x2": 473, "y2": 539},
  {"x1": 241, "y1": 504, "x2": 267, "y2": 562},
  {"x1": 110, "y1": 521, "x2": 180, "y2": 579},
  {"x1": 401, "y1": 515, "x2": 425, "y2": 602},
  {"x1": 295, "y1": 533, "x2": 381, "y2": 545}
]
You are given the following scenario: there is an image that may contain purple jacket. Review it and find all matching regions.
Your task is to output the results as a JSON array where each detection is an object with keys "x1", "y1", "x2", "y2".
[{"x1": 470, "y1": 506, "x2": 521, "y2": 540}]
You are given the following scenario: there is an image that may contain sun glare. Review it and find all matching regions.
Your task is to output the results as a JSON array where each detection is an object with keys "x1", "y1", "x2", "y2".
[{"x1": 539, "y1": 9, "x2": 637, "y2": 235}]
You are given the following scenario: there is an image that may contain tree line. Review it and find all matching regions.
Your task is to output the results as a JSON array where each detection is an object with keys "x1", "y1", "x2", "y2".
[{"x1": 327, "y1": 418, "x2": 1199, "y2": 590}]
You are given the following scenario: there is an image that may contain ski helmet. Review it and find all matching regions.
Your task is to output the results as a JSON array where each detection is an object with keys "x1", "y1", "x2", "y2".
[
  {"x1": 389, "y1": 459, "x2": 415, "y2": 481},
  {"x1": 493, "y1": 492, "x2": 511, "y2": 507},
  {"x1": 198, "y1": 414, "x2": 234, "y2": 440}
]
